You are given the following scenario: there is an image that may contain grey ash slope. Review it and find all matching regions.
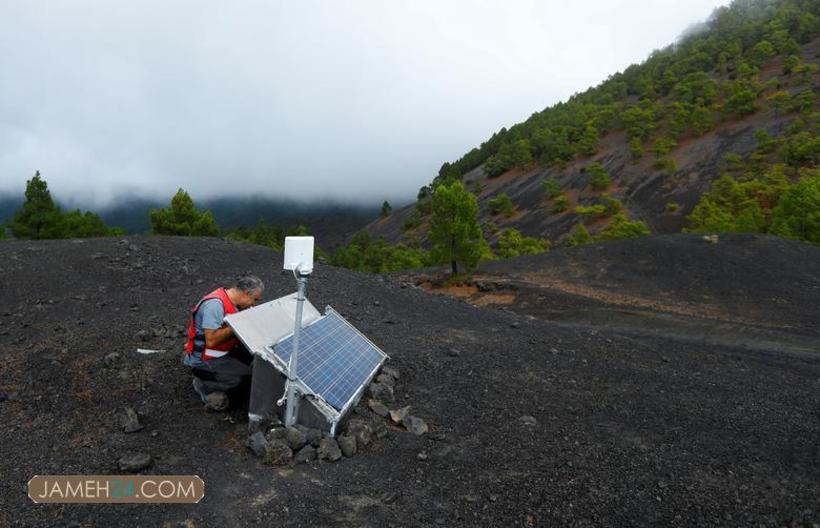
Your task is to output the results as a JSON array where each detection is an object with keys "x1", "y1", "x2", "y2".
[
  {"x1": 474, "y1": 233, "x2": 820, "y2": 343},
  {"x1": 0, "y1": 236, "x2": 818, "y2": 527}
]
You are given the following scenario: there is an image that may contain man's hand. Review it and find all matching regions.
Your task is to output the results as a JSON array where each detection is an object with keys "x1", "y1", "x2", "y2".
[{"x1": 203, "y1": 325, "x2": 234, "y2": 348}]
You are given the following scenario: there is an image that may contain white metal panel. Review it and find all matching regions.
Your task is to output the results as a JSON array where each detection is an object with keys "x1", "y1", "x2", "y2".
[{"x1": 224, "y1": 292, "x2": 321, "y2": 356}]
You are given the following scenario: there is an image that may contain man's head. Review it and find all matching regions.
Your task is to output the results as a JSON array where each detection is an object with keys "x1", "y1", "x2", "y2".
[{"x1": 229, "y1": 275, "x2": 264, "y2": 310}]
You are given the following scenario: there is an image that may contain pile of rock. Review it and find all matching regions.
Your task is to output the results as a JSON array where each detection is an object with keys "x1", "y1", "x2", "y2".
[
  {"x1": 247, "y1": 421, "x2": 373, "y2": 466},
  {"x1": 365, "y1": 367, "x2": 429, "y2": 436},
  {"x1": 247, "y1": 365, "x2": 431, "y2": 467}
]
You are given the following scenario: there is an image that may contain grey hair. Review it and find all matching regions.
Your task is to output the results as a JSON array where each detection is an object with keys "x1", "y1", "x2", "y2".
[{"x1": 234, "y1": 275, "x2": 264, "y2": 294}]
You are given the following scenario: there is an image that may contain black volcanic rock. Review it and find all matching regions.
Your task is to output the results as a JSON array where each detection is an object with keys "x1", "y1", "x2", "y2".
[{"x1": 0, "y1": 235, "x2": 817, "y2": 526}]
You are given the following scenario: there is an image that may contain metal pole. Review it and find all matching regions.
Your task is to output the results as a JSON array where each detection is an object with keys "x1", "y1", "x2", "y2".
[{"x1": 284, "y1": 273, "x2": 308, "y2": 427}]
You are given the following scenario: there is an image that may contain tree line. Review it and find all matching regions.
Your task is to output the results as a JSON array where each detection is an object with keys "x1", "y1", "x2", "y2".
[
  {"x1": 0, "y1": 171, "x2": 554, "y2": 274},
  {"x1": 2, "y1": 172, "x2": 124, "y2": 239}
]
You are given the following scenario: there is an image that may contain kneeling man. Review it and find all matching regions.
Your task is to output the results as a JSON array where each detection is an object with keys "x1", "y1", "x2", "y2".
[{"x1": 183, "y1": 275, "x2": 264, "y2": 409}]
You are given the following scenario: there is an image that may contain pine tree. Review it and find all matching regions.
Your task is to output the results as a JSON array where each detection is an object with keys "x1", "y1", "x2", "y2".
[
  {"x1": 429, "y1": 180, "x2": 486, "y2": 275},
  {"x1": 149, "y1": 189, "x2": 220, "y2": 236},
  {"x1": 10, "y1": 171, "x2": 66, "y2": 239},
  {"x1": 771, "y1": 170, "x2": 820, "y2": 244}
]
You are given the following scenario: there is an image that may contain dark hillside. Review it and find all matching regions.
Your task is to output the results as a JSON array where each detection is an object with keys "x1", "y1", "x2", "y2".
[
  {"x1": 478, "y1": 233, "x2": 820, "y2": 335},
  {"x1": 0, "y1": 236, "x2": 818, "y2": 526}
]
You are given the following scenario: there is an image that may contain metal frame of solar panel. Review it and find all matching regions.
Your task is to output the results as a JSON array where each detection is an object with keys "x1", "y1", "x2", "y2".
[{"x1": 263, "y1": 306, "x2": 388, "y2": 434}]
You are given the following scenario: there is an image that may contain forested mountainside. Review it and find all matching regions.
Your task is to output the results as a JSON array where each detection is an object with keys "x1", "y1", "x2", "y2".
[
  {"x1": 0, "y1": 192, "x2": 377, "y2": 249},
  {"x1": 367, "y1": 0, "x2": 819, "y2": 247}
]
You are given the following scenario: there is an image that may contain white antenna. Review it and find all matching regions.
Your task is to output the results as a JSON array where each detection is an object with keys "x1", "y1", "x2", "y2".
[
  {"x1": 283, "y1": 236, "x2": 314, "y2": 275},
  {"x1": 282, "y1": 236, "x2": 314, "y2": 427}
]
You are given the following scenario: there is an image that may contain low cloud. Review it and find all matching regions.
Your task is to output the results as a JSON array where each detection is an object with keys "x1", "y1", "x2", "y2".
[{"x1": 0, "y1": 0, "x2": 729, "y2": 208}]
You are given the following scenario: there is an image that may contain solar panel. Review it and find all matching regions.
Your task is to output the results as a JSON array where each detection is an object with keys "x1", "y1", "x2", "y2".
[
  {"x1": 274, "y1": 309, "x2": 387, "y2": 411},
  {"x1": 224, "y1": 293, "x2": 321, "y2": 357}
]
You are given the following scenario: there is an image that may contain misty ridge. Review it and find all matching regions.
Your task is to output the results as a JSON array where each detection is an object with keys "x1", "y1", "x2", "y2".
[{"x1": 0, "y1": 190, "x2": 385, "y2": 248}]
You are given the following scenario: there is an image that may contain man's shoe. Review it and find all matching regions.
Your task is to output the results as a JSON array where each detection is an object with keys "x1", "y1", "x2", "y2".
[
  {"x1": 245, "y1": 431, "x2": 267, "y2": 458},
  {"x1": 204, "y1": 391, "x2": 229, "y2": 412}
]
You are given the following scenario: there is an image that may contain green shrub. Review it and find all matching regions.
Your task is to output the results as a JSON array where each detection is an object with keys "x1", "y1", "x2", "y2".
[
  {"x1": 542, "y1": 178, "x2": 561, "y2": 198},
  {"x1": 723, "y1": 153, "x2": 743, "y2": 169},
  {"x1": 721, "y1": 79, "x2": 761, "y2": 116},
  {"x1": 622, "y1": 104, "x2": 657, "y2": 141},
  {"x1": 666, "y1": 202, "x2": 681, "y2": 213},
  {"x1": 575, "y1": 204, "x2": 608, "y2": 219},
  {"x1": 553, "y1": 195, "x2": 569, "y2": 213},
  {"x1": 566, "y1": 224, "x2": 593, "y2": 246},
  {"x1": 780, "y1": 131, "x2": 820, "y2": 167},
  {"x1": 654, "y1": 157, "x2": 677, "y2": 175},
  {"x1": 496, "y1": 228, "x2": 550, "y2": 258},
  {"x1": 690, "y1": 104, "x2": 714, "y2": 135},
  {"x1": 227, "y1": 219, "x2": 284, "y2": 250},
  {"x1": 63, "y1": 210, "x2": 123, "y2": 238},
  {"x1": 484, "y1": 220, "x2": 500, "y2": 235},
  {"x1": 587, "y1": 162, "x2": 612, "y2": 191},
  {"x1": 227, "y1": 223, "x2": 315, "y2": 254},
  {"x1": 628, "y1": 137, "x2": 645, "y2": 161},
  {"x1": 770, "y1": 169, "x2": 820, "y2": 244},
  {"x1": 601, "y1": 195, "x2": 623, "y2": 215},
  {"x1": 576, "y1": 123, "x2": 600, "y2": 156},
  {"x1": 667, "y1": 102, "x2": 691, "y2": 139},
  {"x1": 687, "y1": 166, "x2": 790, "y2": 234},
  {"x1": 782, "y1": 54, "x2": 800, "y2": 74},
  {"x1": 330, "y1": 231, "x2": 430, "y2": 273},
  {"x1": 487, "y1": 193, "x2": 515, "y2": 217},
  {"x1": 596, "y1": 212, "x2": 651, "y2": 241},
  {"x1": 750, "y1": 40, "x2": 775, "y2": 67},
  {"x1": 767, "y1": 91, "x2": 790, "y2": 116},
  {"x1": 484, "y1": 139, "x2": 533, "y2": 177},
  {"x1": 649, "y1": 136, "x2": 680, "y2": 173}
]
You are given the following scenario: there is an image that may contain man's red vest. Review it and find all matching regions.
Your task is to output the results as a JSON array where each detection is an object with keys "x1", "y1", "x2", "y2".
[{"x1": 185, "y1": 287, "x2": 241, "y2": 361}]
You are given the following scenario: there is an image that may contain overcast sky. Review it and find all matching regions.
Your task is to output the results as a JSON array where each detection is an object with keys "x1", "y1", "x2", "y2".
[{"x1": 0, "y1": 0, "x2": 730, "y2": 207}]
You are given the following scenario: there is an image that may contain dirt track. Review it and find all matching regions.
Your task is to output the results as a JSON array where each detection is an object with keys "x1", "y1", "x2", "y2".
[{"x1": 1, "y1": 235, "x2": 819, "y2": 527}]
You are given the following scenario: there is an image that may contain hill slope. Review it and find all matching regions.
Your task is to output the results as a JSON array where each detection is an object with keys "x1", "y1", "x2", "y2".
[
  {"x1": 399, "y1": 233, "x2": 820, "y2": 355},
  {"x1": 0, "y1": 236, "x2": 818, "y2": 526},
  {"x1": 367, "y1": 0, "x2": 820, "y2": 247}
]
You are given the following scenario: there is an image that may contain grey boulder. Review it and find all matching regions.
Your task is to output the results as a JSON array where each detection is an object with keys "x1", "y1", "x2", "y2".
[{"x1": 118, "y1": 452, "x2": 152, "y2": 473}]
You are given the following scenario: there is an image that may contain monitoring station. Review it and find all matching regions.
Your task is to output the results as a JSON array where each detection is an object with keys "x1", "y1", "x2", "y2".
[{"x1": 225, "y1": 236, "x2": 388, "y2": 436}]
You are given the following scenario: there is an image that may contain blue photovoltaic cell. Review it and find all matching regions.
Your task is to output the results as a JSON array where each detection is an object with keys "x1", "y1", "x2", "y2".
[{"x1": 274, "y1": 311, "x2": 386, "y2": 411}]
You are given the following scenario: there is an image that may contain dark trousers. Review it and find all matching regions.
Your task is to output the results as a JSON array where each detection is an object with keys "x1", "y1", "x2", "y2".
[
  {"x1": 191, "y1": 349, "x2": 282, "y2": 421},
  {"x1": 191, "y1": 353, "x2": 253, "y2": 394}
]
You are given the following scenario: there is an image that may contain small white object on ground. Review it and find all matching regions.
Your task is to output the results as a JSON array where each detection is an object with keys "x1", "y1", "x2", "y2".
[{"x1": 136, "y1": 348, "x2": 165, "y2": 354}]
